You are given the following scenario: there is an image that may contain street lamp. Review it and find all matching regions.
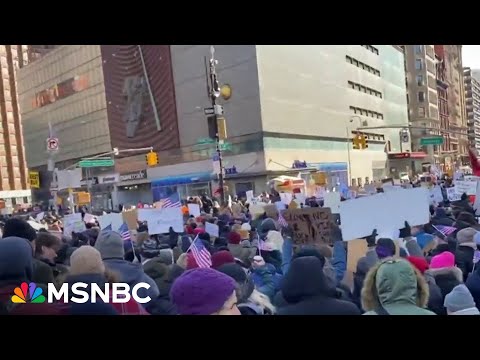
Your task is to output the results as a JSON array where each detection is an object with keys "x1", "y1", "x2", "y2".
[{"x1": 346, "y1": 116, "x2": 368, "y2": 185}]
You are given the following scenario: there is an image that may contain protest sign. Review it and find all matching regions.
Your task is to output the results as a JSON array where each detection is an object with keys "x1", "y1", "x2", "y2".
[
  {"x1": 280, "y1": 192, "x2": 293, "y2": 205},
  {"x1": 446, "y1": 187, "x2": 461, "y2": 202},
  {"x1": 323, "y1": 192, "x2": 341, "y2": 214},
  {"x1": 122, "y1": 209, "x2": 138, "y2": 230},
  {"x1": 63, "y1": 213, "x2": 85, "y2": 236},
  {"x1": 36, "y1": 212, "x2": 45, "y2": 222},
  {"x1": 187, "y1": 204, "x2": 201, "y2": 217},
  {"x1": 429, "y1": 186, "x2": 444, "y2": 204},
  {"x1": 339, "y1": 187, "x2": 430, "y2": 241},
  {"x1": 205, "y1": 222, "x2": 219, "y2": 237},
  {"x1": 141, "y1": 208, "x2": 184, "y2": 234},
  {"x1": 282, "y1": 207, "x2": 332, "y2": 246},
  {"x1": 246, "y1": 190, "x2": 254, "y2": 203},
  {"x1": 97, "y1": 213, "x2": 124, "y2": 232},
  {"x1": 454, "y1": 181, "x2": 477, "y2": 196},
  {"x1": 83, "y1": 213, "x2": 96, "y2": 224},
  {"x1": 275, "y1": 201, "x2": 286, "y2": 212}
]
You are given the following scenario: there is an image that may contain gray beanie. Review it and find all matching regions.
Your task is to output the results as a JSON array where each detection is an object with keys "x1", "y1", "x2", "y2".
[
  {"x1": 94, "y1": 230, "x2": 124, "y2": 259},
  {"x1": 444, "y1": 284, "x2": 476, "y2": 313}
]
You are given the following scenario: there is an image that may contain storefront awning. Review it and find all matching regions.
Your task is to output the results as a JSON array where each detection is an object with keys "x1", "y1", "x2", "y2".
[
  {"x1": 308, "y1": 162, "x2": 348, "y2": 172},
  {"x1": 151, "y1": 172, "x2": 213, "y2": 187}
]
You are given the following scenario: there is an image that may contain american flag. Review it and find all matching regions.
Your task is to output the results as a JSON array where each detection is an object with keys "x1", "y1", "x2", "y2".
[
  {"x1": 158, "y1": 192, "x2": 182, "y2": 208},
  {"x1": 118, "y1": 222, "x2": 131, "y2": 241},
  {"x1": 433, "y1": 225, "x2": 457, "y2": 236},
  {"x1": 189, "y1": 236, "x2": 212, "y2": 268},
  {"x1": 277, "y1": 212, "x2": 288, "y2": 228}
]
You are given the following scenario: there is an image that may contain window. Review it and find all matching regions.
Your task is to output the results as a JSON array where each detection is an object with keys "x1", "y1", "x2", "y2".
[
  {"x1": 418, "y1": 107, "x2": 426, "y2": 117},
  {"x1": 348, "y1": 81, "x2": 354, "y2": 89},
  {"x1": 418, "y1": 91, "x2": 425, "y2": 102},
  {"x1": 415, "y1": 59, "x2": 423, "y2": 70},
  {"x1": 415, "y1": 45, "x2": 424, "y2": 54},
  {"x1": 345, "y1": 55, "x2": 381, "y2": 77},
  {"x1": 416, "y1": 75, "x2": 424, "y2": 86}
]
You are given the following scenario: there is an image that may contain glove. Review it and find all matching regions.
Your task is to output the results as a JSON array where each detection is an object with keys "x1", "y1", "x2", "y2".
[
  {"x1": 399, "y1": 221, "x2": 411, "y2": 238},
  {"x1": 364, "y1": 229, "x2": 378, "y2": 247}
]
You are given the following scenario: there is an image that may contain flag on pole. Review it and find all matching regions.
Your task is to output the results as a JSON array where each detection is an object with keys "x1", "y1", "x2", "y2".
[
  {"x1": 189, "y1": 236, "x2": 212, "y2": 268},
  {"x1": 158, "y1": 192, "x2": 181, "y2": 208},
  {"x1": 433, "y1": 225, "x2": 457, "y2": 237},
  {"x1": 118, "y1": 222, "x2": 131, "y2": 242}
]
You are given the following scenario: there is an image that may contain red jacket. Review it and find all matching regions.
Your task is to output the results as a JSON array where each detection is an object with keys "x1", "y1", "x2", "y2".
[{"x1": 0, "y1": 285, "x2": 69, "y2": 315}]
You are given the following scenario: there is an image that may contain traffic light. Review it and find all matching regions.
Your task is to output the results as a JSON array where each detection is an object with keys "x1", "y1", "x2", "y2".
[
  {"x1": 352, "y1": 133, "x2": 368, "y2": 150},
  {"x1": 146, "y1": 151, "x2": 159, "y2": 166}
]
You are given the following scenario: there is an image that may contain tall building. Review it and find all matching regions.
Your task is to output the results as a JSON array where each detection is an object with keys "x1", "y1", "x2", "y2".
[
  {"x1": 18, "y1": 45, "x2": 410, "y2": 209},
  {"x1": 404, "y1": 45, "x2": 468, "y2": 173},
  {"x1": 0, "y1": 45, "x2": 30, "y2": 209},
  {"x1": 464, "y1": 67, "x2": 480, "y2": 150}
]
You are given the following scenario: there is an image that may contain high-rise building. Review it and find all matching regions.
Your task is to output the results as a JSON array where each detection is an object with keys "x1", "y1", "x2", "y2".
[
  {"x1": 464, "y1": 67, "x2": 480, "y2": 150},
  {"x1": 0, "y1": 45, "x2": 30, "y2": 209},
  {"x1": 403, "y1": 45, "x2": 468, "y2": 173}
]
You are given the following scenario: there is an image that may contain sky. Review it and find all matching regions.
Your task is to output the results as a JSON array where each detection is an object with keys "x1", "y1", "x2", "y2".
[{"x1": 463, "y1": 45, "x2": 480, "y2": 69}]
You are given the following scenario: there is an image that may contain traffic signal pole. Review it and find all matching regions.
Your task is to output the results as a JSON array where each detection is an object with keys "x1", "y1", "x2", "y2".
[{"x1": 207, "y1": 46, "x2": 226, "y2": 206}]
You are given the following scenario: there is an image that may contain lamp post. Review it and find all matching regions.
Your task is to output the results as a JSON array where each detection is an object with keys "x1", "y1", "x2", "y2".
[{"x1": 347, "y1": 116, "x2": 368, "y2": 185}]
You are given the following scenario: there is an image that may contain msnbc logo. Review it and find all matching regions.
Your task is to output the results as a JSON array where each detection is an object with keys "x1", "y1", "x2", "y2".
[{"x1": 11, "y1": 282, "x2": 45, "y2": 303}]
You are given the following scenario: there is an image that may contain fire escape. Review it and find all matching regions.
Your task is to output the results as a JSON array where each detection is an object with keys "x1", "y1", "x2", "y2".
[{"x1": 435, "y1": 45, "x2": 450, "y2": 155}]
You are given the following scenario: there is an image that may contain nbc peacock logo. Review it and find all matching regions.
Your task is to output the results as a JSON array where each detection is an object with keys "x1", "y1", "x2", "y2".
[{"x1": 11, "y1": 282, "x2": 46, "y2": 304}]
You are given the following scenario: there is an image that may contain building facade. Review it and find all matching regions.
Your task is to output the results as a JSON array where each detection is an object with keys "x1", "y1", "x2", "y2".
[
  {"x1": 149, "y1": 45, "x2": 410, "y2": 195},
  {"x1": 18, "y1": 45, "x2": 411, "y2": 208},
  {"x1": 0, "y1": 45, "x2": 30, "y2": 209},
  {"x1": 464, "y1": 67, "x2": 480, "y2": 150}
]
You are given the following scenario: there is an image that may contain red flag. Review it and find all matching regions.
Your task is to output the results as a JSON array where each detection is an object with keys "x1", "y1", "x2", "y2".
[{"x1": 468, "y1": 147, "x2": 480, "y2": 176}]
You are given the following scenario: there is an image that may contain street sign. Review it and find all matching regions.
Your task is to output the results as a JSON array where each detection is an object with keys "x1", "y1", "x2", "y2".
[
  {"x1": 47, "y1": 137, "x2": 59, "y2": 151},
  {"x1": 204, "y1": 107, "x2": 215, "y2": 115},
  {"x1": 420, "y1": 137, "x2": 444, "y2": 145},
  {"x1": 79, "y1": 159, "x2": 115, "y2": 168}
]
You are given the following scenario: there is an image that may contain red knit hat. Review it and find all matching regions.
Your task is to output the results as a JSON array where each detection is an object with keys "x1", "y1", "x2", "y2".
[
  {"x1": 193, "y1": 228, "x2": 205, "y2": 235},
  {"x1": 211, "y1": 250, "x2": 235, "y2": 269},
  {"x1": 227, "y1": 232, "x2": 241, "y2": 245},
  {"x1": 407, "y1": 256, "x2": 429, "y2": 274}
]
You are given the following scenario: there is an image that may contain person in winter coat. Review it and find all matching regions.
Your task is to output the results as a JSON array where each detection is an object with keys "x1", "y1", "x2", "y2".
[
  {"x1": 170, "y1": 268, "x2": 241, "y2": 315},
  {"x1": 35, "y1": 232, "x2": 65, "y2": 286},
  {"x1": 411, "y1": 225, "x2": 435, "y2": 251},
  {"x1": 431, "y1": 208, "x2": 455, "y2": 227},
  {"x1": 444, "y1": 284, "x2": 480, "y2": 315},
  {"x1": 361, "y1": 258, "x2": 435, "y2": 315},
  {"x1": 0, "y1": 237, "x2": 67, "y2": 315},
  {"x1": 406, "y1": 256, "x2": 444, "y2": 315},
  {"x1": 94, "y1": 230, "x2": 159, "y2": 305},
  {"x1": 218, "y1": 263, "x2": 276, "y2": 315},
  {"x1": 65, "y1": 246, "x2": 148, "y2": 315},
  {"x1": 250, "y1": 256, "x2": 282, "y2": 301},
  {"x1": 2, "y1": 218, "x2": 54, "y2": 292},
  {"x1": 227, "y1": 232, "x2": 256, "y2": 266},
  {"x1": 455, "y1": 227, "x2": 477, "y2": 282},
  {"x1": 277, "y1": 256, "x2": 360, "y2": 315},
  {"x1": 399, "y1": 221, "x2": 424, "y2": 257},
  {"x1": 425, "y1": 251, "x2": 463, "y2": 302},
  {"x1": 352, "y1": 235, "x2": 395, "y2": 310}
]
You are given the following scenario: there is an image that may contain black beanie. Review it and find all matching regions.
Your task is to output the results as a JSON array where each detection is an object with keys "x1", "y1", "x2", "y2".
[
  {"x1": 3, "y1": 218, "x2": 36, "y2": 242},
  {"x1": 292, "y1": 247, "x2": 326, "y2": 268}
]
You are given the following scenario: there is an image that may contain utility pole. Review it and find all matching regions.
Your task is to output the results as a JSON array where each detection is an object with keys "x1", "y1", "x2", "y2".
[{"x1": 206, "y1": 46, "x2": 226, "y2": 205}]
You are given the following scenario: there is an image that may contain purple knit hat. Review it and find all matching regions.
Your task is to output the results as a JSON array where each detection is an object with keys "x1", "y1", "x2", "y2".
[{"x1": 170, "y1": 268, "x2": 236, "y2": 315}]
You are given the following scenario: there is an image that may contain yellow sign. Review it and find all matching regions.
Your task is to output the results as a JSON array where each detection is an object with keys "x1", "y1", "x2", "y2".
[{"x1": 29, "y1": 171, "x2": 40, "y2": 188}]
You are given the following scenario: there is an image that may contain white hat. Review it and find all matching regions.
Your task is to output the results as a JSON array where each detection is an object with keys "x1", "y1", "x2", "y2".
[{"x1": 241, "y1": 223, "x2": 251, "y2": 231}]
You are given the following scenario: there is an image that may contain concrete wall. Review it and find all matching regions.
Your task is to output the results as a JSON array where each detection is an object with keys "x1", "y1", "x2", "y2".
[
  {"x1": 255, "y1": 45, "x2": 386, "y2": 139},
  {"x1": 17, "y1": 45, "x2": 111, "y2": 168},
  {"x1": 170, "y1": 45, "x2": 263, "y2": 147}
]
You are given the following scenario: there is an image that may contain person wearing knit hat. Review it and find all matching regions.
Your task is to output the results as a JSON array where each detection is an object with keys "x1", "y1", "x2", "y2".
[
  {"x1": 456, "y1": 227, "x2": 478, "y2": 282},
  {"x1": 426, "y1": 251, "x2": 463, "y2": 305},
  {"x1": 444, "y1": 284, "x2": 480, "y2": 315},
  {"x1": 227, "y1": 230, "x2": 256, "y2": 267},
  {"x1": 407, "y1": 255, "x2": 444, "y2": 314},
  {"x1": 65, "y1": 246, "x2": 149, "y2": 315},
  {"x1": 211, "y1": 250, "x2": 235, "y2": 269},
  {"x1": 94, "y1": 230, "x2": 159, "y2": 306},
  {"x1": 170, "y1": 268, "x2": 240, "y2": 315},
  {"x1": 375, "y1": 238, "x2": 396, "y2": 259}
]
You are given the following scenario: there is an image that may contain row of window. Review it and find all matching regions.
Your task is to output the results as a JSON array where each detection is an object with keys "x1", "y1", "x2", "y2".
[
  {"x1": 349, "y1": 106, "x2": 384, "y2": 120},
  {"x1": 361, "y1": 45, "x2": 379, "y2": 55},
  {"x1": 347, "y1": 81, "x2": 383, "y2": 98},
  {"x1": 345, "y1": 55, "x2": 381, "y2": 77}
]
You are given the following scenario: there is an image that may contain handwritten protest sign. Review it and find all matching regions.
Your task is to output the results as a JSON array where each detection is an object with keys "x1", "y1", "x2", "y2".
[
  {"x1": 98, "y1": 213, "x2": 124, "y2": 232},
  {"x1": 454, "y1": 181, "x2": 477, "y2": 196},
  {"x1": 282, "y1": 207, "x2": 332, "y2": 246},
  {"x1": 141, "y1": 208, "x2": 184, "y2": 234},
  {"x1": 63, "y1": 213, "x2": 85, "y2": 236},
  {"x1": 446, "y1": 187, "x2": 461, "y2": 202},
  {"x1": 122, "y1": 209, "x2": 138, "y2": 230},
  {"x1": 188, "y1": 204, "x2": 201, "y2": 217}
]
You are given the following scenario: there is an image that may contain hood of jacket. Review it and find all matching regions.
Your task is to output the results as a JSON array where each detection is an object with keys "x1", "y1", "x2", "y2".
[
  {"x1": 0, "y1": 237, "x2": 34, "y2": 285},
  {"x1": 450, "y1": 307, "x2": 480, "y2": 315},
  {"x1": 426, "y1": 266, "x2": 463, "y2": 283},
  {"x1": 103, "y1": 258, "x2": 149, "y2": 285},
  {"x1": 362, "y1": 258, "x2": 429, "y2": 311},
  {"x1": 281, "y1": 256, "x2": 330, "y2": 304}
]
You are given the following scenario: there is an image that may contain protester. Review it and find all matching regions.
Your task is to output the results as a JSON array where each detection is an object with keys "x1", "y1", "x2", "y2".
[
  {"x1": 94, "y1": 230, "x2": 159, "y2": 304},
  {"x1": 170, "y1": 268, "x2": 240, "y2": 315},
  {"x1": 444, "y1": 284, "x2": 480, "y2": 315},
  {"x1": 361, "y1": 258, "x2": 435, "y2": 315},
  {"x1": 455, "y1": 227, "x2": 477, "y2": 282},
  {"x1": 425, "y1": 251, "x2": 463, "y2": 300}
]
